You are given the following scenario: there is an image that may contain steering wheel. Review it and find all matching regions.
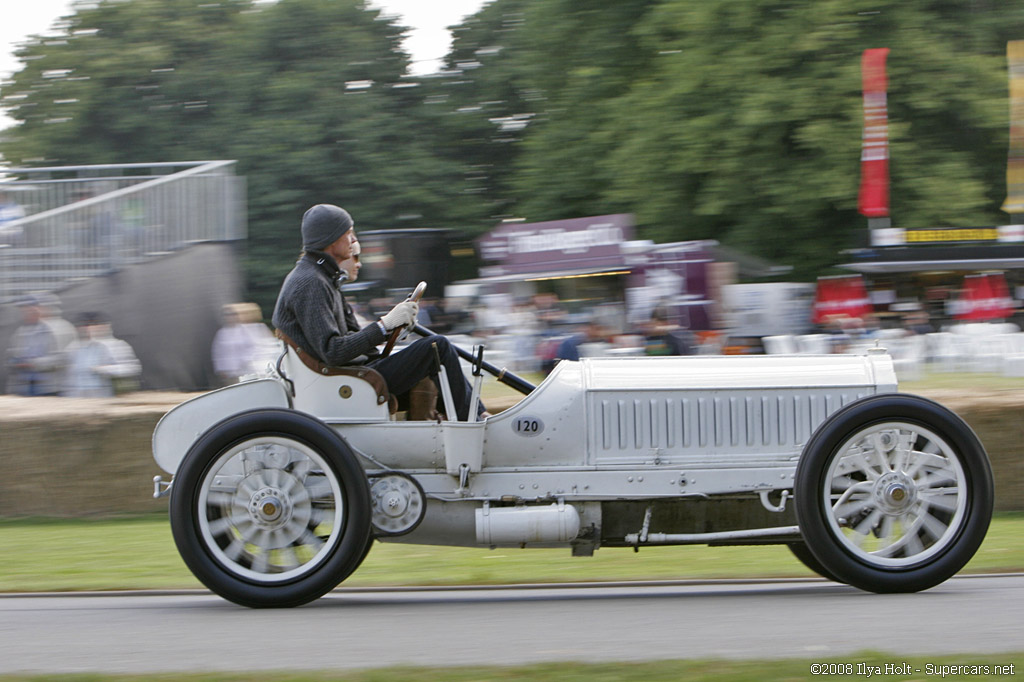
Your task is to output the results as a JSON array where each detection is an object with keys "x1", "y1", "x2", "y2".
[{"x1": 380, "y1": 281, "x2": 426, "y2": 358}]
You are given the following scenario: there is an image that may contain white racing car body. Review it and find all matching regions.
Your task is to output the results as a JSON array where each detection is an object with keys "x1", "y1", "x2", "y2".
[{"x1": 153, "y1": 342, "x2": 993, "y2": 608}]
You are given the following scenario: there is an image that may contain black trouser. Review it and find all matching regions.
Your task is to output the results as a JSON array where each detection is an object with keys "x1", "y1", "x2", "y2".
[{"x1": 369, "y1": 334, "x2": 483, "y2": 421}]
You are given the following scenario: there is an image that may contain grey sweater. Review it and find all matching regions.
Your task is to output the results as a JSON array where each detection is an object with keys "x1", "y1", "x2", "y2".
[{"x1": 272, "y1": 252, "x2": 385, "y2": 366}]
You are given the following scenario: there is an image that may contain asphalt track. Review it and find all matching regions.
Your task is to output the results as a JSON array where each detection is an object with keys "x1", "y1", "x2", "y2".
[{"x1": 1, "y1": 574, "x2": 1021, "y2": 674}]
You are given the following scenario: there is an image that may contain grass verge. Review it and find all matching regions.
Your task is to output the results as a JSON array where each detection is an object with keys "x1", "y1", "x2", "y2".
[
  {"x1": 0, "y1": 513, "x2": 1021, "y2": 593},
  {"x1": 0, "y1": 654, "x2": 1020, "y2": 681}
]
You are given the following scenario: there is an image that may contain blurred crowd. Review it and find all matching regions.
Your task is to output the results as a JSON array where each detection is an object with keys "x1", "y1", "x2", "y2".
[
  {"x1": 202, "y1": 291, "x2": 706, "y2": 387},
  {"x1": 11, "y1": 288, "x2": 1000, "y2": 397},
  {"x1": 210, "y1": 302, "x2": 279, "y2": 385},
  {"x1": 5, "y1": 294, "x2": 140, "y2": 397},
  {"x1": 352, "y1": 291, "x2": 702, "y2": 376}
]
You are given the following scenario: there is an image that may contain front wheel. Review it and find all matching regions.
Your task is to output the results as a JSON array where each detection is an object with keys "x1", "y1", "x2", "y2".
[
  {"x1": 794, "y1": 394, "x2": 993, "y2": 593},
  {"x1": 169, "y1": 409, "x2": 372, "y2": 607}
]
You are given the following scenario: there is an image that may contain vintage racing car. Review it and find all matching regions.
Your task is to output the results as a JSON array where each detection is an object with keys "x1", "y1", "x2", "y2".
[{"x1": 152, "y1": 290, "x2": 994, "y2": 608}]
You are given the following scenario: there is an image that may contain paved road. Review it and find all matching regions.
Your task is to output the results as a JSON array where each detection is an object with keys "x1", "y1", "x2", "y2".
[{"x1": 1, "y1": 575, "x2": 1022, "y2": 674}]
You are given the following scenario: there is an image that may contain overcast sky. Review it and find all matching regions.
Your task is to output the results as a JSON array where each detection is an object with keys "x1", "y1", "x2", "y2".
[{"x1": 1, "y1": 0, "x2": 487, "y2": 127}]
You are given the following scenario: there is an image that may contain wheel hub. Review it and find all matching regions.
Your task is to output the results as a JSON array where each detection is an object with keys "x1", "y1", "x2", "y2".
[
  {"x1": 248, "y1": 486, "x2": 293, "y2": 528},
  {"x1": 380, "y1": 491, "x2": 408, "y2": 518},
  {"x1": 370, "y1": 473, "x2": 425, "y2": 536},
  {"x1": 873, "y1": 472, "x2": 917, "y2": 514}
]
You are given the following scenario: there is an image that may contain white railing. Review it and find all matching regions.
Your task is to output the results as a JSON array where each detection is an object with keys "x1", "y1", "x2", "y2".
[{"x1": 0, "y1": 161, "x2": 245, "y2": 302}]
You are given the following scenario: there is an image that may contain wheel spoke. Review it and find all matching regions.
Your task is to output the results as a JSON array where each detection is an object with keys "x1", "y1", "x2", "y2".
[
  {"x1": 902, "y1": 525, "x2": 925, "y2": 558},
  {"x1": 250, "y1": 550, "x2": 270, "y2": 575},
  {"x1": 833, "y1": 496, "x2": 872, "y2": 520},
  {"x1": 288, "y1": 457, "x2": 313, "y2": 476},
  {"x1": 876, "y1": 515, "x2": 896, "y2": 547},
  {"x1": 890, "y1": 432, "x2": 916, "y2": 473},
  {"x1": 850, "y1": 508, "x2": 884, "y2": 546},
  {"x1": 919, "y1": 488, "x2": 960, "y2": 512},
  {"x1": 918, "y1": 507, "x2": 950, "y2": 541},
  {"x1": 905, "y1": 447, "x2": 942, "y2": 478},
  {"x1": 294, "y1": 529, "x2": 326, "y2": 553},
  {"x1": 206, "y1": 512, "x2": 250, "y2": 538},
  {"x1": 222, "y1": 538, "x2": 246, "y2": 562},
  {"x1": 289, "y1": 486, "x2": 311, "y2": 507},
  {"x1": 275, "y1": 546, "x2": 300, "y2": 571},
  {"x1": 847, "y1": 448, "x2": 882, "y2": 481},
  {"x1": 915, "y1": 468, "x2": 957, "y2": 491}
]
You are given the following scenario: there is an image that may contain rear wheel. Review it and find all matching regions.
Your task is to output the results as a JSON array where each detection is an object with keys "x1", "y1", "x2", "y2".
[
  {"x1": 170, "y1": 409, "x2": 372, "y2": 607},
  {"x1": 795, "y1": 394, "x2": 993, "y2": 593}
]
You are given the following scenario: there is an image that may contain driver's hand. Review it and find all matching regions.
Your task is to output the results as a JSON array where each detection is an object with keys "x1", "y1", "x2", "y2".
[{"x1": 381, "y1": 300, "x2": 419, "y2": 331}]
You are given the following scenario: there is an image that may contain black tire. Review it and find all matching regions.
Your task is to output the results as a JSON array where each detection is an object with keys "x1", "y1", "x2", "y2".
[
  {"x1": 786, "y1": 542, "x2": 844, "y2": 583},
  {"x1": 795, "y1": 394, "x2": 993, "y2": 593},
  {"x1": 169, "y1": 408, "x2": 372, "y2": 608},
  {"x1": 356, "y1": 534, "x2": 376, "y2": 568}
]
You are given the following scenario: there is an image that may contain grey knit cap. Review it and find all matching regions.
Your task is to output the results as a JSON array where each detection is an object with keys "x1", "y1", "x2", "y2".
[{"x1": 301, "y1": 204, "x2": 353, "y2": 251}]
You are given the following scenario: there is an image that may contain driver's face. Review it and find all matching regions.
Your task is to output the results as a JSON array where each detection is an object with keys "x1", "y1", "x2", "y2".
[{"x1": 326, "y1": 228, "x2": 356, "y2": 262}]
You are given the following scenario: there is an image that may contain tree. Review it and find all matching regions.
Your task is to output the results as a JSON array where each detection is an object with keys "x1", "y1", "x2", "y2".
[
  {"x1": 445, "y1": 0, "x2": 1024, "y2": 277},
  {"x1": 1, "y1": 0, "x2": 482, "y2": 311}
]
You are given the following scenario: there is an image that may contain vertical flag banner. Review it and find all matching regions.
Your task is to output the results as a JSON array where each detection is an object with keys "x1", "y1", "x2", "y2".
[
  {"x1": 858, "y1": 48, "x2": 890, "y2": 218},
  {"x1": 1004, "y1": 41, "x2": 1024, "y2": 214}
]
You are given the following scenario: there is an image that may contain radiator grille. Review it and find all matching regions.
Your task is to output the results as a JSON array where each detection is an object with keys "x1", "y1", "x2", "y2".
[{"x1": 591, "y1": 389, "x2": 869, "y2": 463}]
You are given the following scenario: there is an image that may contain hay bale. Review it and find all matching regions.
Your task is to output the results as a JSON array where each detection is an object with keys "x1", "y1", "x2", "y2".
[{"x1": 0, "y1": 388, "x2": 1021, "y2": 517}]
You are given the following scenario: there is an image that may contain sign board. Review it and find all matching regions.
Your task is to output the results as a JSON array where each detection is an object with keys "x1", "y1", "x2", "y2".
[
  {"x1": 476, "y1": 214, "x2": 633, "y2": 276},
  {"x1": 871, "y1": 225, "x2": 1024, "y2": 247}
]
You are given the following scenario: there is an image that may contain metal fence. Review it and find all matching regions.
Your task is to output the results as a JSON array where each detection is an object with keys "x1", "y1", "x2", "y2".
[{"x1": 0, "y1": 161, "x2": 245, "y2": 302}]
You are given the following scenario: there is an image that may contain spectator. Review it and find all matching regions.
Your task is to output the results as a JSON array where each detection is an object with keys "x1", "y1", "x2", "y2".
[
  {"x1": 211, "y1": 304, "x2": 258, "y2": 386},
  {"x1": 643, "y1": 305, "x2": 694, "y2": 356},
  {"x1": 38, "y1": 292, "x2": 77, "y2": 352},
  {"x1": 63, "y1": 311, "x2": 141, "y2": 397},
  {"x1": 5, "y1": 295, "x2": 62, "y2": 396},
  {"x1": 237, "y1": 302, "x2": 279, "y2": 374},
  {"x1": 904, "y1": 309, "x2": 935, "y2": 335},
  {"x1": 533, "y1": 292, "x2": 567, "y2": 330},
  {"x1": 548, "y1": 320, "x2": 606, "y2": 371}
]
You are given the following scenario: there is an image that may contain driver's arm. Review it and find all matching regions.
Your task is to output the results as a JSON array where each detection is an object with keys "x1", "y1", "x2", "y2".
[{"x1": 277, "y1": 277, "x2": 385, "y2": 366}]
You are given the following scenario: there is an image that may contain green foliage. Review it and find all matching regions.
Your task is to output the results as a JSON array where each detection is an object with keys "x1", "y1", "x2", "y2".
[
  {"x1": 0, "y1": 0, "x2": 482, "y2": 312},
  {"x1": 448, "y1": 0, "x2": 1024, "y2": 277},
  {"x1": 3, "y1": 0, "x2": 1024, "y2": 299}
]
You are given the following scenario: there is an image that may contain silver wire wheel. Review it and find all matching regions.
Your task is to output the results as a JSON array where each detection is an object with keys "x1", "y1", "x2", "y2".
[
  {"x1": 170, "y1": 409, "x2": 371, "y2": 608},
  {"x1": 198, "y1": 436, "x2": 344, "y2": 583},
  {"x1": 822, "y1": 422, "x2": 966, "y2": 569},
  {"x1": 795, "y1": 394, "x2": 993, "y2": 594}
]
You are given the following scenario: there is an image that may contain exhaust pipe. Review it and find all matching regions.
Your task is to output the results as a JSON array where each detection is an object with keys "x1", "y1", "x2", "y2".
[{"x1": 476, "y1": 502, "x2": 581, "y2": 546}]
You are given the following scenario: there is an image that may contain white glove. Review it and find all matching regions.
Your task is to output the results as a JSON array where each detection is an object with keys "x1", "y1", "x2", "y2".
[{"x1": 381, "y1": 300, "x2": 419, "y2": 331}]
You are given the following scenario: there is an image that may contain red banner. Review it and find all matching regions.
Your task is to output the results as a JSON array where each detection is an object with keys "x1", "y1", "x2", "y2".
[
  {"x1": 956, "y1": 273, "x2": 1015, "y2": 321},
  {"x1": 812, "y1": 275, "x2": 873, "y2": 325},
  {"x1": 1003, "y1": 41, "x2": 1024, "y2": 214},
  {"x1": 858, "y1": 48, "x2": 890, "y2": 218}
]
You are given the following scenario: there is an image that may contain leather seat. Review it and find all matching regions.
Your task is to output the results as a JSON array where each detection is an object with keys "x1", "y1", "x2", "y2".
[{"x1": 275, "y1": 329, "x2": 437, "y2": 420}]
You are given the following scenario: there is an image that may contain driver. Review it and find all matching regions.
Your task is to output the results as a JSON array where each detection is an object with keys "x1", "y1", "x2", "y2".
[{"x1": 272, "y1": 203, "x2": 487, "y2": 421}]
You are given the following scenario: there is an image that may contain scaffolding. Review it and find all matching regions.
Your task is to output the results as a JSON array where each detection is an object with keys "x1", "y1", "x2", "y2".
[{"x1": 0, "y1": 160, "x2": 245, "y2": 302}]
